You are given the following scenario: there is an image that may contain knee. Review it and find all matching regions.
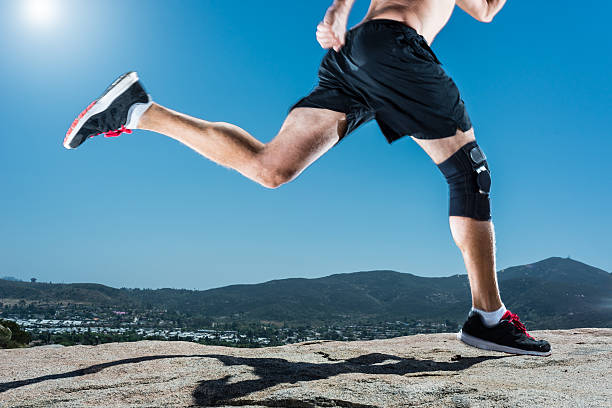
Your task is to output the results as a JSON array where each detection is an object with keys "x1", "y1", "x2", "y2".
[{"x1": 437, "y1": 141, "x2": 492, "y2": 221}]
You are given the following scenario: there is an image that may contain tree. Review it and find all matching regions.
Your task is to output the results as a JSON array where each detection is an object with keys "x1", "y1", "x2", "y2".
[
  {"x1": 0, "y1": 319, "x2": 31, "y2": 348},
  {"x1": 0, "y1": 324, "x2": 11, "y2": 343},
  {"x1": 30, "y1": 278, "x2": 37, "y2": 283}
]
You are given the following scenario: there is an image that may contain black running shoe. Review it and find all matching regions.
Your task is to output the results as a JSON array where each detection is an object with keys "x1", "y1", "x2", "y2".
[
  {"x1": 457, "y1": 310, "x2": 551, "y2": 356},
  {"x1": 64, "y1": 71, "x2": 150, "y2": 149}
]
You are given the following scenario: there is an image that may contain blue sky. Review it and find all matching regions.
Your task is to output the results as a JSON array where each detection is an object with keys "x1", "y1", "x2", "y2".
[{"x1": 0, "y1": 0, "x2": 610, "y2": 290}]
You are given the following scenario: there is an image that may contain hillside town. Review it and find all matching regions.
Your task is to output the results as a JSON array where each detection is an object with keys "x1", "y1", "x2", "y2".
[
  {"x1": 0, "y1": 291, "x2": 459, "y2": 347},
  {"x1": 2, "y1": 313, "x2": 455, "y2": 347}
]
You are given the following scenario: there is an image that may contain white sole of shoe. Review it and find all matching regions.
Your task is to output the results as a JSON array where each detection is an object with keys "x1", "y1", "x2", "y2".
[
  {"x1": 63, "y1": 71, "x2": 139, "y2": 149},
  {"x1": 457, "y1": 330, "x2": 551, "y2": 357}
]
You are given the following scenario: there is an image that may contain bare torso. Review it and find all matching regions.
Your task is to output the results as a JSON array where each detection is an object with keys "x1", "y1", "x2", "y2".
[{"x1": 361, "y1": 0, "x2": 457, "y2": 44}]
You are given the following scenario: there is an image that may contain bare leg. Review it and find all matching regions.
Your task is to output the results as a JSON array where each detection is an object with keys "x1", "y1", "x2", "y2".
[
  {"x1": 137, "y1": 103, "x2": 347, "y2": 188},
  {"x1": 137, "y1": 103, "x2": 502, "y2": 310},
  {"x1": 412, "y1": 128, "x2": 503, "y2": 312}
]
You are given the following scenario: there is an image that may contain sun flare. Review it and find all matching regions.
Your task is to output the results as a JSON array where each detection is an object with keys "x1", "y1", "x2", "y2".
[{"x1": 23, "y1": 0, "x2": 59, "y2": 27}]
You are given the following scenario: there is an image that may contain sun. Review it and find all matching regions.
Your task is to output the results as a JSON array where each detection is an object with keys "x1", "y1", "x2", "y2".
[{"x1": 23, "y1": 0, "x2": 59, "y2": 27}]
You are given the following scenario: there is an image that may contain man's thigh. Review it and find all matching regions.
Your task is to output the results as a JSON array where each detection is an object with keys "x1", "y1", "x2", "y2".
[
  {"x1": 411, "y1": 127, "x2": 477, "y2": 165},
  {"x1": 261, "y1": 107, "x2": 347, "y2": 177}
]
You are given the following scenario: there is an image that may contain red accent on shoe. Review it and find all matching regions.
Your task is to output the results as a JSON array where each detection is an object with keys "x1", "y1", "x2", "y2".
[
  {"x1": 502, "y1": 310, "x2": 534, "y2": 339},
  {"x1": 89, "y1": 125, "x2": 133, "y2": 139},
  {"x1": 103, "y1": 126, "x2": 132, "y2": 138},
  {"x1": 65, "y1": 101, "x2": 96, "y2": 144}
]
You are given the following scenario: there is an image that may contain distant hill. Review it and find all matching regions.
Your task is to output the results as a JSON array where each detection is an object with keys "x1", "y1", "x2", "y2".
[
  {"x1": 1, "y1": 257, "x2": 610, "y2": 329},
  {"x1": 0, "y1": 277, "x2": 22, "y2": 282}
]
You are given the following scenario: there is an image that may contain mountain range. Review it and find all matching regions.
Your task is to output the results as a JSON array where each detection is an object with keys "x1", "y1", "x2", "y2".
[{"x1": 1, "y1": 257, "x2": 610, "y2": 329}]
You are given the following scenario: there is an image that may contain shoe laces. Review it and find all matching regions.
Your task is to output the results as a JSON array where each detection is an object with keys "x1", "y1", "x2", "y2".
[
  {"x1": 102, "y1": 126, "x2": 132, "y2": 138},
  {"x1": 503, "y1": 310, "x2": 534, "y2": 339},
  {"x1": 90, "y1": 125, "x2": 133, "y2": 139}
]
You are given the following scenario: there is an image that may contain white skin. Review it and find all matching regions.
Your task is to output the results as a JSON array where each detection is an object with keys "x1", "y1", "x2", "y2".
[{"x1": 138, "y1": 0, "x2": 508, "y2": 312}]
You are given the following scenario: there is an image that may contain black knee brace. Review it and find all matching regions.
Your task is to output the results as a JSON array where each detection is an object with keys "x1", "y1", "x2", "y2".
[{"x1": 437, "y1": 141, "x2": 491, "y2": 221}]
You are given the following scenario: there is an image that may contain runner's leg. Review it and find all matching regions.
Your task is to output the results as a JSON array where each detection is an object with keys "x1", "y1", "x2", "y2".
[
  {"x1": 138, "y1": 104, "x2": 347, "y2": 188},
  {"x1": 412, "y1": 128, "x2": 504, "y2": 312}
]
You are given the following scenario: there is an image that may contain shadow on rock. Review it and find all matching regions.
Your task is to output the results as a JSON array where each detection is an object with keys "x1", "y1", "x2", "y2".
[
  {"x1": 0, "y1": 350, "x2": 505, "y2": 407},
  {"x1": 192, "y1": 352, "x2": 507, "y2": 407},
  {"x1": 0, "y1": 354, "x2": 210, "y2": 393}
]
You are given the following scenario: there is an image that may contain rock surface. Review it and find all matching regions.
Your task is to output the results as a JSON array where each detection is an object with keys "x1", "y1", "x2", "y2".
[{"x1": 0, "y1": 329, "x2": 610, "y2": 407}]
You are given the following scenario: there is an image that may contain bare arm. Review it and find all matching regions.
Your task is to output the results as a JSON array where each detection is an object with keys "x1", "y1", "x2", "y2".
[
  {"x1": 316, "y1": 0, "x2": 356, "y2": 51},
  {"x1": 456, "y1": 0, "x2": 507, "y2": 23}
]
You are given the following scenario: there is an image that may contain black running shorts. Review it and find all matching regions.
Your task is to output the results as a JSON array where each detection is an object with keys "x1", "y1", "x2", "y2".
[{"x1": 290, "y1": 19, "x2": 472, "y2": 143}]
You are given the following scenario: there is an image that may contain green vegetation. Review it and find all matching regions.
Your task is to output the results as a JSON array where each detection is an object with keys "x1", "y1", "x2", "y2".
[
  {"x1": 27, "y1": 330, "x2": 278, "y2": 348},
  {"x1": 0, "y1": 319, "x2": 31, "y2": 348},
  {"x1": 0, "y1": 323, "x2": 10, "y2": 342}
]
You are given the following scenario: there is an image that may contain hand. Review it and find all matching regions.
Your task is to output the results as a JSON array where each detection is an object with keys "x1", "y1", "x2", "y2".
[{"x1": 316, "y1": 6, "x2": 348, "y2": 52}]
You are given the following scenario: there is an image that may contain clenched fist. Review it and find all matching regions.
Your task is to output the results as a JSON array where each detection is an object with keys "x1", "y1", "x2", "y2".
[{"x1": 316, "y1": 6, "x2": 349, "y2": 51}]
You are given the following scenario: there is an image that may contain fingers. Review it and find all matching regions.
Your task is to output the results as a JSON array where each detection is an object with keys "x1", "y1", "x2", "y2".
[
  {"x1": 316, "y1": 23, "x2": 334, "y2": 45},
  {"x1": 316, "y1": 25, "x2": 336, "y2": 49},
  {"x1": 316, "y1": 22, "x2": 344, "y2": 50},
  {"x1": 331, "y1": 31, "x2": 345, "y2": 52}
]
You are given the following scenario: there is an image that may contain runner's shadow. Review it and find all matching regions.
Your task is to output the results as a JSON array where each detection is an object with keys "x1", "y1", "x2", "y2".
[
  {"x1": 0, "y1": 350, "x2": 506, "y2": 405},
  {"x1": 0, "y1": 354, "x2": 210, "y2": 393},
  {"x1": 192, "y1": 352, "x2": 507, "y2": 406}
]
